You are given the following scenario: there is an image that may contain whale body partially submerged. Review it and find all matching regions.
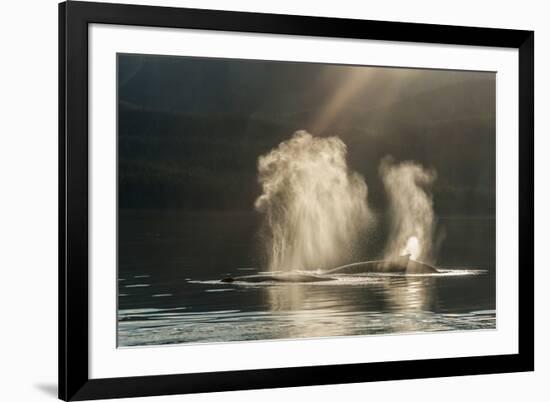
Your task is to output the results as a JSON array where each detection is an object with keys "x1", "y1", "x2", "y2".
[
  {"x1": 220, "y1": 255, "x2": 438, "y2": 284},
  {"x1": 325, "y1": 254, "x2": 438, "y2": 275}
]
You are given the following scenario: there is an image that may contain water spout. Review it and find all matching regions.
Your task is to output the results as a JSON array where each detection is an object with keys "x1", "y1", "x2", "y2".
[
  {"x1": 379, "y1": 156, "x2": 437, "y2": 263},
  {"x1": 255, "y1": 130, "x2": 373, "y2": 271}
]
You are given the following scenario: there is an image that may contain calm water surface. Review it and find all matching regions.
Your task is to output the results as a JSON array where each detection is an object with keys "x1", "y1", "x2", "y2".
[{"x1": 118, "y1": 210, "x2": 496, "y2": 347}]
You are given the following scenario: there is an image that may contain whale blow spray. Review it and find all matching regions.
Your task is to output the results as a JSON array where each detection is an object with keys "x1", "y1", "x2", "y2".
[
  {"x1": 379, "y1": 156, "x2": 437, "y2": 262},
  {"x1": 255, "y1": 131, "x2": 372, "y2": 271}
]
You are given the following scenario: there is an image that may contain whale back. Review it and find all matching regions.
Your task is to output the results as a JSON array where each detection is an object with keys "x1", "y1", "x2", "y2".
[
  {"x1": 404, "y1": 258, "x2": 438, "y2": 274},
  {"x1": 221, "y1": 257, "x2": 438, "y2": 283},
  {"x1": 327, "y1": 255, "x2": 437, "y2": 275}
]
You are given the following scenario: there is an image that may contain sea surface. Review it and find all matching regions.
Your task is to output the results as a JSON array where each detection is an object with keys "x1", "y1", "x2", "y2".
[{"x1": 118, "y1": 209, "x2": 496, "y2": 347}]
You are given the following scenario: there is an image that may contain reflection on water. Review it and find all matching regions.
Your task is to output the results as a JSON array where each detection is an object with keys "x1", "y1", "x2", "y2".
[
  {"x1": 118, "y1": 270, "x2": 495, "y2": 347},
  {"x1": 118, "y1": 210, "x2": 496, "y2": 347}
]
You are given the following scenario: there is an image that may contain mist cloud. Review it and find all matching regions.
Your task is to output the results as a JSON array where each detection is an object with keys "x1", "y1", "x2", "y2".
[
  {"x1": 255, "y1": 130, "x2": 373, "y2": 271},
  {"x1": 379, "y1": 156, "x2": 437, "y2": 262}
]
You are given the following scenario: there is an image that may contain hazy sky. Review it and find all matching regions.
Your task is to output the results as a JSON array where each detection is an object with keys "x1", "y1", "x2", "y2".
[{"x1": 118, "y1": 53, "x2": 495, "y2": 216}]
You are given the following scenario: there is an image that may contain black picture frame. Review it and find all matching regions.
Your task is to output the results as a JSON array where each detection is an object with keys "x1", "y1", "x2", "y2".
[{"x1": 59, "y1": 1, "x2": 534, "y2": 400}]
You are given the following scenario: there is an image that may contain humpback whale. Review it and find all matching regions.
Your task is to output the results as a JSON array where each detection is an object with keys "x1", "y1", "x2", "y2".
[
  {"x1": 325, "y1": 254, "x2": 438, "y2": 275},
  {"x1": 220, "y1": 255, "x2": 438, "y2": 283}
]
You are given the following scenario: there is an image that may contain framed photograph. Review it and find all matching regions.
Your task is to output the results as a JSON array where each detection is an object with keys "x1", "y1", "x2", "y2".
[{"x1": 59, "y1": 1, "x2": 534, "y2": 400}]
